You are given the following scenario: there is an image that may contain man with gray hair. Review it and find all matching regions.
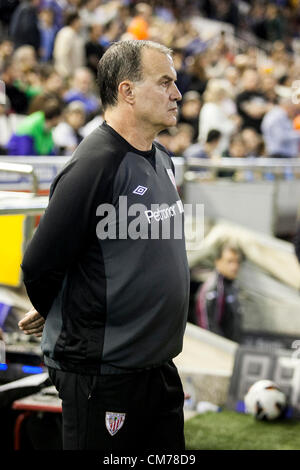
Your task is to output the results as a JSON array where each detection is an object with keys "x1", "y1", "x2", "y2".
[{"x1": 19, "y1": 40, "x2": 189, "y2": 451}]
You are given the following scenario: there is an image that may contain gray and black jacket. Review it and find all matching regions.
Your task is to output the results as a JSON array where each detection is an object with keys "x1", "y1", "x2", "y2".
[{"x1": 21, "y1": 122, "x2": 190, "y2": 375}]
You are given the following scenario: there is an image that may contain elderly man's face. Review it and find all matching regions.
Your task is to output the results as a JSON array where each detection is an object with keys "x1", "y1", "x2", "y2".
[
  {"x1": 216, "y1": 249, "x2": 241, "y2": 280},
  {"x1": 132, "y1": 49, "x2": 182, "y2": 133}
]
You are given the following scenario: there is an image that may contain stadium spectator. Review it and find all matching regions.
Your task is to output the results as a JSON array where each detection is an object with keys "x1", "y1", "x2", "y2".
[
  {"x1": 0, "y1": 59, "x2": 29, "y2": 114},
  {"x1": 85, "y1": 23, "x2": 105, "y2": 78},
  {"x1": 10, "y1": 45, "x2": 42, "y2": 102},
  {"x1": 195, "y1": 242, "x2": 243, "y2": 343},
  {"x1": 170, "y1": 123, "x2": 194, "y2": 156},
  {"x1": 52, "y1": 100, "x2": 85, "y2": 155},
  {"x1": 222, "y1": 133, "x2": 252, "y2": 180},
  {"x1": 198, "y1": 78, "x2": 239, "y2": 154},
  {"x1": 63, "y1": 67, "x2": 100, "y2": 117},
  {"x1": 236, "y1": 68, "x2": 270, "y2": 133},
  {"x1": 53, "y1": 11, "x2": 85, "y2": 79},
  {"x1": 0, "y1": 93, "x2": 26, "y2": 152},
  {"x1": 222, "y1": 134, "x2": 246, "y2": 160},
  {"x1": 38, "y1": 7, "x2": 59, "y2": 62},
  {"x1": 0, "y1": 0, "x2": 300, "y2": 167},
  {"x1": 13, "y1": 44, "x2": 37, "y2": 71},
  {"x1": 0, "y1": 0, "x2": 19, "y2": 40},
  {"x1": 224, "y1": 66, "x2": 240, "y2": 95},
  {"x1": 178, "y1": 90, "x2": 201, "y2": 142},
  {"x1": 98, "y1": 19, "x2": 123, "y2": 50},
  {"x1": 185, "y1": 53, "x2": 208, "y2": 96},
  {"x1": 205, "y1": 0, "x2": 239, "y2": 29},
  {"x1": 261, "y1": 96, "x2": 300, "y2": 158},
  {"x1": 40, "y1": 0, "x2": 65, "y2": 30},
  {"x1": 6, "y1": 93, "x2": 63, "y2": 155},
  {"x1": 0, "y1": 39, "x2": 13, "y2": 70},
  {"x1": 264, "y1": 4, "x2": 286, "y2": 42},
  {"x1": 241, "y1": 127, "x2": 265, "y2": 158},
  {"x1": 172, "y1": 48, "x2": 191, "y2": 96},
  {"x1": 260, "y1": 73, "x2": 279, "y2": 104},
  {"x1": 79, "y1": 0, "x2": 102, "y2": 30},
  {"x1": 38, "y1": 64, "x2": 65, "y2": 97},
  {"x1": 183, "y1": 129, "x2": 221, "y2": 160},
  {"x1": 9, "y1": 0, "x2": 40, "y2": 54},
  {"x1": 127, "y1": 2, "x2": 152, "y2": 40}
]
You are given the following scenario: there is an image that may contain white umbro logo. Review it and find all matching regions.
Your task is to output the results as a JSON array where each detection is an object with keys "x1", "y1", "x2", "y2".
[{"x1": 133, "y1": 185, "x2": 148, "y2": 196}]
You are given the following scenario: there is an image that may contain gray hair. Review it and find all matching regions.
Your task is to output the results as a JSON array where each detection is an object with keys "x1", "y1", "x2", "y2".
[{"x1": 97, "y1": 40, "x2": 172, "y2": 110}]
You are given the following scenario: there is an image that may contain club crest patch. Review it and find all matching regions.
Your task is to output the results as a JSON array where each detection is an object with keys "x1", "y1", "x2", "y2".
[
  {"x1": 166, "y1": 168, "x2": 176, "y2": 188},
  {"x1": 105, "y1": 412, "x2": 126, "y2": 436}
]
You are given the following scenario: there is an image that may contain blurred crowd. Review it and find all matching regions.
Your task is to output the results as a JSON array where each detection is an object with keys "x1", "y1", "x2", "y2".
[{"x1": 0, "y1": 0, "x2": 300, "y2": 180}]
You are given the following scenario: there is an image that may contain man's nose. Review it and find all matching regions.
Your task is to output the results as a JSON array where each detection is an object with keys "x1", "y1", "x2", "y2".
[{"x1": 171, "y1": 83, "x2": 182, "y2": 102}]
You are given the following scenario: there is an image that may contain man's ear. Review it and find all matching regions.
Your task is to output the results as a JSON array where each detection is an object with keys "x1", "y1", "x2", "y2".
[{"x1": 118, "y1": 81, "x2": 135, "y2": 105}]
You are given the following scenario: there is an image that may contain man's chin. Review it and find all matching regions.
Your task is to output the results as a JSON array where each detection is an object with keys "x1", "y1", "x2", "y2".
[{"x1": 163, "y1": 117, "x2": 178, "y2": 129}]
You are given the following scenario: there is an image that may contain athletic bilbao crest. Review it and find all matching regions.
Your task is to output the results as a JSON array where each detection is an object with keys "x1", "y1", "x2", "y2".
[{"x1": 105, "y1": 412, "x2": 126, "y2": 436}]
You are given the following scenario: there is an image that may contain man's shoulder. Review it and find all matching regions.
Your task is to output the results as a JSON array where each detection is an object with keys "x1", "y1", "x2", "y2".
[
  {"x1": 71, "y1": 124, "x2": 127, "y2": 168},
  {"x1": 262, "y1": 106, "x2": 285, "y2": 127},
  {"x1": 154, "y1": 140, "x2": 175, "y2": 171},
  {"x1": 49, "y1": 125, "x2": 125, "y2": 196},
  {"x1": 154, "y1": 140, "x2": 174, "y2": 159}
]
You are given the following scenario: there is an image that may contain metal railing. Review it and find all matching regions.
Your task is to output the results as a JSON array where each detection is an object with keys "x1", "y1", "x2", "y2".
[
  {"x1": 185, "y1": 157, "x2": 300, "y2": 174},
  {"x1": 0, "y1": 162, "x2": 39, "y2": 195}
]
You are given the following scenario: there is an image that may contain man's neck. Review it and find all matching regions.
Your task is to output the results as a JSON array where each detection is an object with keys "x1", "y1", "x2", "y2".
[{"x1": 105, "y1": 109, "x2": 157, "y2": 151}]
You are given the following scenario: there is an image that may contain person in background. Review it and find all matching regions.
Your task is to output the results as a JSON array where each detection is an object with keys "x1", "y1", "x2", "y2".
[
  {"x1": 64, "y1": 67, "x2": 100, "y2": 118},
  {"x1": 52, "y1": 100, "x2": 85, "y2": 155},
  {"x1": 53, "y1": 11, "x2": 85, "y2": 79},
  {"x1": 261, "y1": 96, "x2": 300, "y2": 158},
  {"x1": 170, "y1": 123, "x2": 194, "y2": 156},
  {"x1": 183, "y1": 129, "x2": 221, "y2": 160},
  {"x1": 185, "y1": 53, "x2": 208, "y2": 96},
  {"x1": 0, "y1": 39, "x2": 14, "y2": 70},
  {"x1": 98, "y1": 19, "x2": 123, "y2": 50},
  {"x1": 178, "y1": 90, "x2": 201, "y2": 142},
  {"x1": 222, "y1": 133, "x2": 246, "y2": 159},
  {"x1": 241, "y1": 127, "x2": 265, "y2": 158},
  {"x1": 127, "y1": 2, "x2": 152, "y2": 40},
  {"x1": 260, "y1": 73, "x2": 279, "y2": 105},
  {"x1": 222, "y1": 133, "x2": 250, "y2": 180},
  {"x1": 236, "y1": 68, "x2": 270, "y2": 133},
  {"x1": 198, "y1": 78, "x2": 239, "y2": 155},
  {"x1": 39, "y1": 7, "x2": 59, "y2": 62},
  {"x1": 85, "y1": 23, "x2": 105, "y2": 78},
  {"x1": 195, "y1": 242, "x2": 243, "y2": 343},
  {"x1": 12, "y1": 44, "x2": 38, "y2": 71},
  {"x1": 172, "y1": 48, "x2": 191, "y2": 97},
  {"x1": 0, "y1": 89, "x2": 26, "y2": 152},
  {"x1": 6, "y1": 93, "x2": 63, "y2": 155},
  {"x1": 0, "y1": 59, "x2": 29, "y2": 115},
  {"x1": 39, "y1": 64, "x2": 65, "y2": 98},
  {"x1": 10, "y1": 45, "x2": 43, "y2": 103},
  {"x1": 9, "y1": 0, "x2": 40, "y2": 54}
]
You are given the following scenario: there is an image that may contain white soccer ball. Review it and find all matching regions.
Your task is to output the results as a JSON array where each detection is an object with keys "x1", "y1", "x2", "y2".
[{"x1": 244, "y1": 379, "x2": 287, "y2": 421}]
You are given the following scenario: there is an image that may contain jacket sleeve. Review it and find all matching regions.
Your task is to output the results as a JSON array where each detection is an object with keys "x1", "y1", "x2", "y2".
[{"x1": 21, "y1": 154, "x2": 111, "y2": 318}]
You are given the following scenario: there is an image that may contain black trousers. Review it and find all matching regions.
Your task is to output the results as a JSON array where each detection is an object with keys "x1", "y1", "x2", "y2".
[{"x1": 48, "y1": 360, "x2": 185, "y2": 451}]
